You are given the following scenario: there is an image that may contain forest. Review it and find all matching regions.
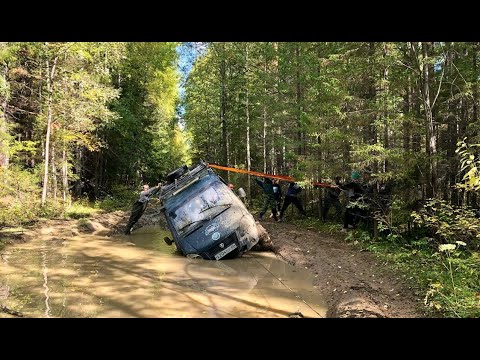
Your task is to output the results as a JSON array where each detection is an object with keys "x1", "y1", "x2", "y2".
[{"x1": 1, "y1": 42, "x2": 480, "y2": 317}]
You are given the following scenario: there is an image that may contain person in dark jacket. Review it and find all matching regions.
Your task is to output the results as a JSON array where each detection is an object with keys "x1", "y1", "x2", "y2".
[
  {"x1": 125, "y1": 183, "x2": 162, "y2": 235},
  {"x1": 342, "y1": 170, "x2": 372, "y2": 230},
  {"x1": 279, "y1": 182, "x2": 306, "y2": 221},
  {"x1": 270, "y1": 179, "x2": 283, "y2": 218},
  {"x1": 322, "y1": 176, "x2": 342, "y2": 221},
  {"x1": 255, "y1": 177, "x2": 278, "y2": 221}
]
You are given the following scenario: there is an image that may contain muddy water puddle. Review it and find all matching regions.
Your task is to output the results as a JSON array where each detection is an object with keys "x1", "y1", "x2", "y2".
[{"x1": 0, "y1": 226, "x2": 326, "y2": 317}]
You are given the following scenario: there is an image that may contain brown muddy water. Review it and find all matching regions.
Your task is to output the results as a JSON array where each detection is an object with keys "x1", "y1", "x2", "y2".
[{"x1": 0, "y1": 226, "x2": 327, "y2": 318}]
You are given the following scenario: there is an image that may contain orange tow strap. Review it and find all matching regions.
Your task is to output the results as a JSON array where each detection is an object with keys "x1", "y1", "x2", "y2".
[
  {"x1": 208, "y1": 163, "x2": 337, "y2": 189},
  {"x1": 312, "y1": 182, "x2": 339, "y2": 189},
  {"x1": 207, "y1": 163, "x2": 295, "y2": 182}
]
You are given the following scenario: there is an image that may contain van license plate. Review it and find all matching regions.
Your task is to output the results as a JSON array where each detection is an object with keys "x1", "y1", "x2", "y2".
[{"x1": 214, "y1": 243, "x2": 237, "y2": 260}]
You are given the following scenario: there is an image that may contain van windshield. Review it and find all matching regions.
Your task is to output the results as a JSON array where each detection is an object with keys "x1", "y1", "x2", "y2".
[{"x1": 172, "y1": 182, "x2": 233, "y2": 236}]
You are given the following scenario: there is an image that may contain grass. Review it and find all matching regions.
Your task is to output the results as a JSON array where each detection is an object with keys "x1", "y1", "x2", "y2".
[
  {"x1": 65, "y1": 202, "x2": 99, "y2": 219},
  {"x1": 66, "y1": 187, "x2": 138, "y2": 217},
  {"x1": 361, "y1": 236, "x2": 480, "y2": 318}
]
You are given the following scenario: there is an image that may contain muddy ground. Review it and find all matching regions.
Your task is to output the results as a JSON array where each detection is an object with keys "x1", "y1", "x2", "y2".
[
  {"x1": 261, "y1": 219, "x2": 425, "y2": 318},
  {"x1": 1, "y1": 204, "x2": 425, "y2": 318}
]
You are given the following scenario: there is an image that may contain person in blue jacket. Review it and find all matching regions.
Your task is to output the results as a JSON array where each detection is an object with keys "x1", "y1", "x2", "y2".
[{"x1": 279, "y1": 182, "x2": 306, "y2": 221}]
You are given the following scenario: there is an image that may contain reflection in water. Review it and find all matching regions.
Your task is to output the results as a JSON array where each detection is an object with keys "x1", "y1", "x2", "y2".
[
  {"x1": 0, "y1": 225, "x2": 327, "y2": 318},
  {"x1": 62, "y1": 239, "x2": 67, "y2": 311},
  {"x1": 41, "y1": 242, "x2": 51, "y2": 318},
  {"x1": 127, "y1": 226, "x2": 178, "y2": 253}
]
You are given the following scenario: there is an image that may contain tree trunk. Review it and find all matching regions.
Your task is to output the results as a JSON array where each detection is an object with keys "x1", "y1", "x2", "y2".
[
  {"x1": 0, "y1": 65, "x2": 9, "y2": 168},
  {"x1": 403, "y1": 82, "x2": 411, "y2": 151},
  {"x1": 368, "y1": 42, "x2": 377, "y2": 146},
  {"x1": 41, "y1": 55, "x2": 58, "y2": 207},
  {"x1": 473, "y1": 42, "x2": 479, "y2": 138},
  {"x1": 270, "y1": 121, "x2": 276, "y2": 173},
  {"x1": 245, "y1": 46, "x2": 252, "y2": 200},
  {"x1": 383, "y1": 43, "x2": 390, "y2": 173},
  {"x1": 446, "y1": 47, "x2": 458, "y2": 204},
  {"x1": 220, "y1": 43, "x2": 228, "y2": 167},
  {"x1": 295, "y1": 44, "x2": 303, "y2": 157},
  {"x1": 62, "y1": 146, "x2": 68, "y2": 204},
  {"x1": 263, "y1": 104, "x2": 267, "y2": 173},
  {"x1": 263, "y1": 50, "x2": 268, "y2": 173},
  {"x1": 94, "y1": 151, "x2": 101, "y2": 198},
  {"x1": 412, "y1": 86, "x2": 422, "y2": 153},
  {"x1": 421, "y1": 42, "x2": 437, "y2": 198},
  {"x1": 52, "y1": 143, "x2": 57, "y2": 199}
]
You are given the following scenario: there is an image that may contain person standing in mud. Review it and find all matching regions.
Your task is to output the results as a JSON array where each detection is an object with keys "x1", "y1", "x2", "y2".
[
  {"x1": 125, "y1": 183, "x2": 162, "y2": 235},
  {"x1": 279, "y1": 182, "x2": 307, "y2": 221},
  {"x1": 270, "y1": 179, "x2": 283, "y2": 218},
  {"x1": 255, "y1": 177, "x2": 278, "y2": 221}
]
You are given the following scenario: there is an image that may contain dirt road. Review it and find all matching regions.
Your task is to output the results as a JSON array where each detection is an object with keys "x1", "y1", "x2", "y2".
[{"x1": 262, "y1": 220, "x2": 424, "y2": 317}]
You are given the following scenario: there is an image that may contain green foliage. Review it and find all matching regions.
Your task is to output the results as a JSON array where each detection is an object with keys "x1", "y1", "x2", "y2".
[
  {"x1": 373, "y1": 195, "x2": 412, "y2": 236},
  {"x1": 0, "y1": 165, "x2": 41, "y2": 226},
  {"x1": 103, "y1": 42, "x2": 188, "y2": 185},
  {"x1": 345, "y1": 228, "x2": 373, "y2": 243},
  {"x1": 456, "y1": 139, "x2": 480, "y2": 191},
  {"x1": 343, "y1": 226, "x2": 480, "y2": 317},
  {"x1": 292, "y1": 217, "x2": 343, "y2": 235},
  {"x1": 94, "y1": 185, "x2": 137, "y2": 212},
  {"x1": 38, "y1": 199, "x2": 64, "y2": 219},
  {"x1": 65, "y1": 201, "x2": 98, "y2": 219},
  {"x1": 421, "y1": 242, "x2": 480, "y2": 317},
  {"x1": 0, "y1": 42, "x2": 18, "y2": 98},
  {"x1": 412, "y1": 198, "x2": 480, "y2": 249}
]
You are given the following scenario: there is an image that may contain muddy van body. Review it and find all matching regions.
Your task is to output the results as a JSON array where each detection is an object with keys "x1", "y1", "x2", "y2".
[{"x1": 159, "y1": 161, "x2": 259, "y2": 260}]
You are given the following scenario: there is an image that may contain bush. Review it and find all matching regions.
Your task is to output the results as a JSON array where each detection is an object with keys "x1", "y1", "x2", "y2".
[
  {"x1": 38, "y1": 199, "x2": 64, "y2": 219},
  {"x1": 411, "y1": 198, "x2": 480, "y2": 250},
  {"x1": 65, "y1": 202, "x2": 98, "y2": 219},
  {"x1": 0, "y1": 165, "x2": 42, "y2": 226},
  {"x1": 94, "y1": 184, "x2": 137, "y2": 212}
]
